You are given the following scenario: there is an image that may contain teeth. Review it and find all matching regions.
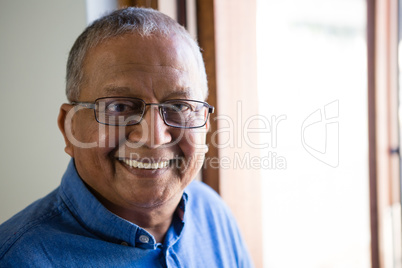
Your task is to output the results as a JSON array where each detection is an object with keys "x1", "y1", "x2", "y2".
[{"x1": 123, "y1": 159, "x2": 169, "y2": 169}]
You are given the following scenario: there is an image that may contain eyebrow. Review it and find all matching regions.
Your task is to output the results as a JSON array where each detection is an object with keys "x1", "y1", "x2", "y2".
[
  {"x1": 104, "y1": 86, "x2": 131, "y2": 95},
  {"x1": 162, "y1": 88, "x2": 193, "y2": 99}
]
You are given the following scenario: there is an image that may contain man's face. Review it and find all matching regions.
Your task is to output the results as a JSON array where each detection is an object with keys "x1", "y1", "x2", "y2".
[{"x1": 59, "y1": 33, "x2": 208, "y2": 210}]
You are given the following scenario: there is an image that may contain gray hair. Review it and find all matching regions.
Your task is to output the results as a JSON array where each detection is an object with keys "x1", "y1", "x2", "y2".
[{"x1": 66, "y1": 7, "x2": 208, "y2": 102}]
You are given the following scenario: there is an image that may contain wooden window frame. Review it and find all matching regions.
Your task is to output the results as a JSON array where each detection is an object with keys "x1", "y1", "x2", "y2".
[
  {"x1": 197, "y1": 0, "x2": 263, "y2": 266},
  {"x1": 368, "y1": 0, "x2": 401, "y2": 267}
]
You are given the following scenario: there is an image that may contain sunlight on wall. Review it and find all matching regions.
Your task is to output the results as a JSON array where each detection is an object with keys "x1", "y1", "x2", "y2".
[{"x1": 257, "y1": 0, "x2": 370, "y2": 267}]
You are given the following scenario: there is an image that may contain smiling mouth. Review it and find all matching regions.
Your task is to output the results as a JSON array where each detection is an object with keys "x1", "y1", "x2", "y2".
[{"x1": 121, "y1": 159, "x2": 171, "y2": 170}]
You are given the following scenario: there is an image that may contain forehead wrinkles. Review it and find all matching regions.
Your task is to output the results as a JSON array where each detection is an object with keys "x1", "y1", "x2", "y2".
[
  {"x1": 107, "y1": 63, "x2": 188, "y2": 74},
  {"x1": 82, "y1": 60, "x2": 190, "y2": 92},
  {"x1": 92, "y1": 62, "x2": 192, "y2": 90},
  {"x1": 84, "y1": 62, "x2": 200, "y2": 99}
]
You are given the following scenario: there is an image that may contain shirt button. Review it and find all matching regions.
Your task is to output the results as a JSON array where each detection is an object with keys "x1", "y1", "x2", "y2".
[
  {"x1": 139, "y1": 235, "x2": 150, "y2": 243},
  {"x1": 121, "y1": 241, "x2": 129, "y2": 246}
]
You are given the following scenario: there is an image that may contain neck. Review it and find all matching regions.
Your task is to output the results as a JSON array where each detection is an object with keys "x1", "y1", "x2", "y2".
[{"x1": 92, "y1": 190, "x2": 182, "y2": 244}]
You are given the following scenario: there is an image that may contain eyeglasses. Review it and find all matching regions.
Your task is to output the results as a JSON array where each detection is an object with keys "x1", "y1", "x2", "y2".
[{"x1": 71, "y1": 97, "x2": 214, "y2": 129}]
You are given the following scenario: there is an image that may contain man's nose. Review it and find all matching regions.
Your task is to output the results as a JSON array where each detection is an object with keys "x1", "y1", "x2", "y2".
[{"x1": 127, "y1": 106, "x2": 172, "y2": 148}]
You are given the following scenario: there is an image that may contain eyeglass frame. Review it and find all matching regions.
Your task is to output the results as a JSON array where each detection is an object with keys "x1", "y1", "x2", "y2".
[{"x1": 71, "y1": 96, "x2": 215, "y2": 129}]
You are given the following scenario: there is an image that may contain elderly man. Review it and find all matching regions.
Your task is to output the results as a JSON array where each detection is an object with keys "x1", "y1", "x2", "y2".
[{"x1": 0, "y1": 7, "x2": 253, "y2": 267}]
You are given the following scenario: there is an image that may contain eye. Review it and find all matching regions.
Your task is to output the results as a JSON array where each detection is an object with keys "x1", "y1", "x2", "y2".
[
  {"x1": 167, "y1": 102, "x2": 193, "y2": 112},
  {"x1": 107, "y1": 102, "x2": 130, "y2": 112},
  {"x1": 104, "y1": 100, "x2": 142, "y2": 115}
]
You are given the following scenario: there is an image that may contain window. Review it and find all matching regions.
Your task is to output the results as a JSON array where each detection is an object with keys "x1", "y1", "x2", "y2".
[{"x1": 257, "y1": 0, "x2": 370, "y2": 266}]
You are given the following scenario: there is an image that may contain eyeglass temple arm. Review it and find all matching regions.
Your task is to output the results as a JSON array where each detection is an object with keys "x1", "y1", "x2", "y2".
[
  {"x1": 208, "y1": 106, "x2": 215, "y2": 113},
  {"x1": 71, "y1": 102, "x2": 96, "y2": 109}
]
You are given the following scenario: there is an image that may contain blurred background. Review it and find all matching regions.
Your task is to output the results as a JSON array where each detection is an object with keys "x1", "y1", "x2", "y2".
[
  {"x1": 0, "y1": 0, "x2": 400, "y2": 267},
  {"x1": 0, "y1": 0, "x2": 85, "y2": 228}
]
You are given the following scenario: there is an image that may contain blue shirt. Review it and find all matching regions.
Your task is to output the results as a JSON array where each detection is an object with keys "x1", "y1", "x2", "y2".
[{"x1": 0, "y1": 160, "x2": 253, "y2": 267}]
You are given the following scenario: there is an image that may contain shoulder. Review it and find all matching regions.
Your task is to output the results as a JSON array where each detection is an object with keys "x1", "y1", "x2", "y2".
[
  {"x1": 183, "y1": 181, "x2": 255, "y2": 267},
  {"x1": 0, "y1": 188, "x2": 65, "y2": 260},
  {"x1": 185, "y1": 180, "x2": 236, "y2": 227},
  {"x1": 185, "y1": 180, "x2": 222, "y2": 203}
]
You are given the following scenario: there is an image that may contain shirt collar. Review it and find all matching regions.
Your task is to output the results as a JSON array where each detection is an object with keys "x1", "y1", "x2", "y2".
[{"x1": 59, "y1": 158, "x2": 187, "y2": 249}]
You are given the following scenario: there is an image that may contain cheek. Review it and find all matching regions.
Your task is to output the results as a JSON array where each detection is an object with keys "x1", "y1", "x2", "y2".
[
  {"x1": 71, "y1": 117, "x2": 122, "y2": 166},
  {"x1": 74, "y1": 117, "x2": 125, "y2": 151},
  {"x1": 179, "y1": 129, "x2": 208, "y2": 165},
  {"x1": 72, "y1": 113, "x2": 99, "y2": 143},
  {"x1": 72, "y1": 122, "x2": 118, "y2": 188},
  {"x1": 95, "y1": 125, "x2": 124, "y2": 150}
]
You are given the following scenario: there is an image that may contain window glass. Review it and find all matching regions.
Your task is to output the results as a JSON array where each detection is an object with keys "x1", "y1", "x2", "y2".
[{"x1": 257, "y1": 0, "x2": 370, "y2": 267}]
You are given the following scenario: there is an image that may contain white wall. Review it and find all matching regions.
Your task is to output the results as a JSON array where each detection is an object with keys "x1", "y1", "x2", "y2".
[
  {"x1": 0, "y1": 1, "x2": 86, "y2": 224},
  {"x1": 86, "y1": 0, "x2": 117, "y2": 24}
]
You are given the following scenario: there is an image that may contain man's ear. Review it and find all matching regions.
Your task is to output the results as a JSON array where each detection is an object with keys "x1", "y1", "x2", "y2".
[
  {"x1": 58, "y1": 104, "x2": 75, "y2": 158},
  {"x1": 204, "y1": 108, "x2": 212, "y2": 132},
  {"x1": 205, "y1": 117, "x2": 210, "y2": 132},
  {"x1": 203, "y1": 117, "x2": 211, "y2": 154}
]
